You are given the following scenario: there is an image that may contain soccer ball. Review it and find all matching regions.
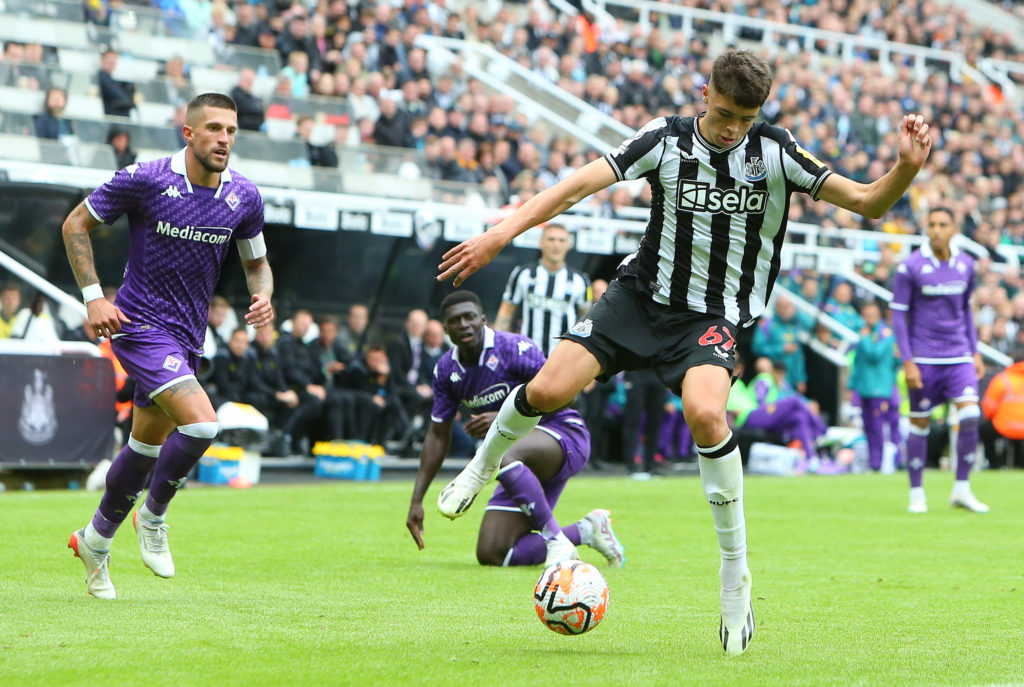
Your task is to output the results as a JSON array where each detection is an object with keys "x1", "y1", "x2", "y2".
[{"x1": 533, "y1": 560, "x2": 609, "y2": 635}]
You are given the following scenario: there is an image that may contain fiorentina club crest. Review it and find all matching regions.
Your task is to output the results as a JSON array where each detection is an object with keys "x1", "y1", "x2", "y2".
[
  {"x1": 225, "y1": 190, "x2": 240, "y2": 211},
  {"x1": 18, "y1": 369, "x2": 57, "y2": 445},
  {"x1": 486, "y1": 353, "x2": 500, "y2": 370}
]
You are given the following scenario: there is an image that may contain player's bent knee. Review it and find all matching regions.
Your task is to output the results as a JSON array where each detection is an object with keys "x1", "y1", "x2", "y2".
[
  {"x1": 178, "y1": 421, "x2": 220, "y2": 439},
  {"x1": 475, "y1": 544, "x2": 507, "y2": 567}
]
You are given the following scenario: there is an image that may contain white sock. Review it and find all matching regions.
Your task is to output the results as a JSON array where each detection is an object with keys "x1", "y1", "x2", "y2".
[
  {"x1": 465, "y1": 385, "x2": 541, "y2": 480},
  {"x1": 576, "y1": 517, "x2": 594, "y2": 546},
  {"x1": 910, "y1": 486, "x2": 926, "y2": 501},
  {"x1": 84, "y1": 521, "x2": 113, "y2": 552},
  {"x1": 698, "y1": 435, "x2": 748, "y2": 590},
  {"x1": 547, "y1": 530, "x2": 573, "y2": 546},
  {"x1": 951, "y1": 480, "x2": 971, "y2": 499},
  {"x1": 138, "y1": 502, "x2": 164, "y2": 525}
]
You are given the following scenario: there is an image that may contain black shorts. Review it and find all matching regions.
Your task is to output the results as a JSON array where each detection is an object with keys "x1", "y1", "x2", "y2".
[{"x1": 559, "y1": 278, "x2": 737, "y2": 393}]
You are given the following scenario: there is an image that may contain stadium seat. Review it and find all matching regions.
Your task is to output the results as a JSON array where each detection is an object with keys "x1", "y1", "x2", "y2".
[
  {"x1": 0, "y1": 87, "x2": 44, "y2": 114},
  {"x1": 63, "y1": 95, "x2": 106, "y2": 121},
  {"x1": 117, "y1": 33, "x2": 216, "y2": 67},
  {"x1": 0, "y1": 134, "x2": 41, "y2": 162},
  {"x1": 136, "y1": 101, "x2": 176, "y2": 127}
]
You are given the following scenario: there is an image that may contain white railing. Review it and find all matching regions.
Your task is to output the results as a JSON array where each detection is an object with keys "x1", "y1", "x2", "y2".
[
  {"x1": 590, "y1": 0, "x2": 988, "y2": 86},
  {"x1": 415, "y1": 35, "x2": 634, "y2": 150}
]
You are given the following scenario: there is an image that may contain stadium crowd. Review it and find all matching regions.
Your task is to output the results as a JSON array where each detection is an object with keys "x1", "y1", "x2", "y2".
[{"x1": 2, "y1": 0, "x2": 1024, "y2": 468}]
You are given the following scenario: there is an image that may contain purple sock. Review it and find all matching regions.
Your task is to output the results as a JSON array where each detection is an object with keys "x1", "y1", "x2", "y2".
[
  {"x1": 506, "y1": 534, "x2": 546, "y2": 566},
  {"x1": 146, "y1": 430, "x2": 213, "y2": 516},
  {"x1": 496, "y1": 461, "x2": 560, "y2": 538},
  {"x1": 956, "y1": 416, "x2": 980, "y2": 481},
  {"x1": 907, "y1": 427, "x2": 929, "y2": 488},
  {"x1": 562, "y1": 523, "x2": 581, "y2": 546},
  {"x1": 92, "y1": 444, "x2": 157, "y2": 538}
]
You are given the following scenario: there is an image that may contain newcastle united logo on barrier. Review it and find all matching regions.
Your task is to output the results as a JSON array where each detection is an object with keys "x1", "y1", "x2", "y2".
[{"x1": 18, "y1": 369, "x2": 57, "y2": 445}]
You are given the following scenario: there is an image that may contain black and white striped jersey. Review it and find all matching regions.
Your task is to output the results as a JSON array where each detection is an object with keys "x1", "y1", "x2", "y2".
[
  {"x1": 606, "y1": 114, "x2": 831, "y2": 327},
  {"x1": 502, "y1": 262, "x2": 592, "y2": 357}
]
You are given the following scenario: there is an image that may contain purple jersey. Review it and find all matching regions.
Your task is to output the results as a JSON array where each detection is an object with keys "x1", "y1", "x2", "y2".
[
  {"x1": 430, "y1": 327, "x2": 582, "y2": 429},
  {"x1": 891, "y1": 243, "x2": 976, "y2": 364},
  {"x1": 85, "y1": 149, "x2": 264, "y2": 354}
]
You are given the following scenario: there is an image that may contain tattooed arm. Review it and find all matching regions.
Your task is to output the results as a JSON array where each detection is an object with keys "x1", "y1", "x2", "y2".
[
  {"x1": 62, "y1": 200, "x2": 130, "y2": 336},
  {"x1": 242, "y1": 255, "x2": 275, "y2": 328}
]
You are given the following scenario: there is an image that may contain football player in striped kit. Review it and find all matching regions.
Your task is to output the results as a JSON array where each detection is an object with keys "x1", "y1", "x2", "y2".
[{"x1": 436, "y1": 50, "x2": 934, "y2": 655}]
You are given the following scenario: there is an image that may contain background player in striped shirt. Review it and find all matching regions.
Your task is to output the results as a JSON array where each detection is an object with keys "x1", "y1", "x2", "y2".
[
  {"x1": 435, "y1": 50, "x2": 934, "y2": 655},
  {"x1": 494, "y1": 223, "x2": 592, "y2": 357}
]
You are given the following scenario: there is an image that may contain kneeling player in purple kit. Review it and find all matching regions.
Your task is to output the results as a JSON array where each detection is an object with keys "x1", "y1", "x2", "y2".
[
  {"x1": 891, "y1": 206, "x2": 988, "y2": 514},
  {"x1": 62, "y1": 93, "x2": 275, "y2": 599},
  {"x1": 406, "y1": 290, "x2": 624, "y2": 569}
]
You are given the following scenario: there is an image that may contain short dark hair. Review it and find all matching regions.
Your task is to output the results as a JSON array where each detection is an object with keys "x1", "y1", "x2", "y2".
[
  {"x1": 928, "y1": 206, "x2": 955, "y2": 221},
  {"x1": 709, "y1": 50, "x2": 773, "y2": 109},
  {"x1": 186, "y1": 92, "x2": 237, "y2": 126},
  {"x1": 440, "y1": 290, "x2": 482, "y2": 316}
]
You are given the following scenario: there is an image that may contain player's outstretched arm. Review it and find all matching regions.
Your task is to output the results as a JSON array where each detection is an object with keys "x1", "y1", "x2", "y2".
[
  {"x1": 407, "y1": 419, "x2": 454, "y2": 549},
  {"x1": 242, "y1": 256, "x2": 274, "y2": 328},
  {"x1": 437, "y1": 158, "x2": 618, "y2": 286},
  {"x1": 62, "y1": 200, "x2": 130, "y2": 337},
  {"x1": 817, "y1": 113, "x2": 934, "y2": 218}
]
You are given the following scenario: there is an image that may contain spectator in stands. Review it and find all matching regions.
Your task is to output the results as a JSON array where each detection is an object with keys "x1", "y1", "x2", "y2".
[
  {"x1": 313, "y1": 314, "x2": 364, "y2": 441},
  {"x1": 170, "y1": 101, "x2": 187, "y2": 148},
  {"x1": 159, "y1": 55, "x2": 192, "y2": 105},
  {"x1": 277, "y1": 14, "x2": 321, "y2": 81},
  {"x1": 98, "y1": 49, "x2": 135, "y2": 117},
  {"x1": 338, "y1": 302, "x2": 370, "y2": 356},
  {"x1": 281, "y1": 51, "x2": 311, "y2": 99},
  {"x1": 277, "y1": 309, "x2": 326, "y2": 453},
  {"x1": 296, "y1": 115, "x2": 338, "y2": 168},
  {"x1": 980, "y1": 351, "x2": 1024, "y2": 469},
  {"x1": 345, "y1": 343, "x2": 409, "y2": 447},
  {"x1": 347, "y1": 76, "x2": 380, "y2": 123},
  {"x1": 232, "y1": 3, "x2": 261, "y2": 47},
  {"x1": 752, "y1": 296, "x2": 808, "y2": 395},
  {"x1": 0, "y1": 282, "x2": 23, "y2": 339},
  {"x1": 850, "y1": 302, "x2": 899, "y2": 471},
  {"x1": 246, "y1": 324, "x2": 307, "y2": 455},
  {"x1": 207, "y1": 328, "x2": 254, "y2": 409},
  {"x1": 231, "y1": 69, "x2": 265, "y2": 132},
  {"x1": 33, "y1": 87, "x2": 74, "y2": 141},
  {"x1": 203, "y1": 295, "x2": 234, "y2": 359},
  {"x1": 373, "y1": 93, "x2": 411, "y2": 148},
  {"x1": 823, "y1": 281, "x2": 865, "y2": 332},
  {"x1": 106, "y1": 126, "x2": 136, "y2": 170}
]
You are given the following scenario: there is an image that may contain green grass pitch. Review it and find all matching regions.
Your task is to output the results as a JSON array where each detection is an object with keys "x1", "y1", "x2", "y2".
[{"x1": 1, "y1": 470, "x2": 1022, "y2": 687}]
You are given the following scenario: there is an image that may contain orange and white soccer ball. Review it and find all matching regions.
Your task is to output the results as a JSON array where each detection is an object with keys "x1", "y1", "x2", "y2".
[{"x1": 534, "y1": 560, "x2": 609, "y2": 635}]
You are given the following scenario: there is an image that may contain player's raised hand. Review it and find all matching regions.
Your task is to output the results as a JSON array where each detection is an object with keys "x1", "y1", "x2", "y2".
[
  {"x1": 437, "y1": 230, "x2": 507, "y2": 286},
  {"x1": 897, "y1": 114, "x2": 932, "y2": 168},
  {"x1": 245, "y1": 293, "x2": 274, "y2": 328},
  {"x1": 87, "y1": 298, "x2": 130, "y2": 339},
  {"x1": 406, "y1": 501, "x2": 425, "y2": 550}
]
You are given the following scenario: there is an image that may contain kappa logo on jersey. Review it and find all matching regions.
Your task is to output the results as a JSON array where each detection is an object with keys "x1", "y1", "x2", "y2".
[
  {"x1": 517, "y1": 340, "x2": 533, "y2": 355},
  {"x1": 225, "y1": 190, "x2": 240, "y2": 211},
  {"x1": 486, "y1": 353, "x2": 500, "y2": 370},
  {"x1": 161, "y1": 185, "x2": 183, "y2": 199},
  {"x1": 125, "y1": 164, "x2": 139, "y2": 177},
  {"x1": 449, "y1": 371, "x2": 461, "y2": 383},
  {"x1": 677, "y1": 180, "x2": 768, "y2": 215},
  {"x1": 162, "y1": 355, "x2": 182, "y2": 373},
  {"x1": 744, "y1": 157, "x2": 767, "y2": 181},
  {"x1": 570, "y1": 318, "x2": 593, "y2": 338}
]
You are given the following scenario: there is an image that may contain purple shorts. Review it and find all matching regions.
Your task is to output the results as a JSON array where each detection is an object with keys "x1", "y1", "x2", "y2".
[
  {"x1": 111, "y1": 329, "x2": 201, "y2": 407},
  {"x1": 907, "y1": 362, "x2": 980, "y2": 418},
  {"x1": 486, "y1": 417, "x2": 591, "y2": 512}
]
